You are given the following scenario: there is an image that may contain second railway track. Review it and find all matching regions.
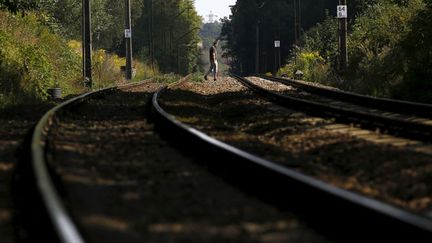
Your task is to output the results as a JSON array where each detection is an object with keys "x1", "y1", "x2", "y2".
[
  {"x1": 257, "y1": 74, "x2": 432, "y2": 118},
  {"x1": 233, "y1": 74, "x2": 432, "y2": 142}
]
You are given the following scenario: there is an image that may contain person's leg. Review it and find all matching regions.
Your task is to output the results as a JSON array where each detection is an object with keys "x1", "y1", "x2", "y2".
[
  {"x1": 204, "y1": 64, "x2": 212, "y2": 80},
  {"x1": 213, "y1": 61, "x2": 218, "y2": 81},
  {"x1": 206, "y1": 62, "x2": 215, "y2": 80}
]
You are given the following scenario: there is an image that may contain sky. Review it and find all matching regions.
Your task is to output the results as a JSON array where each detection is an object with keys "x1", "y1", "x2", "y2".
[{"x1": 194, "y1": 0, "x2": 237, "y2": 22}]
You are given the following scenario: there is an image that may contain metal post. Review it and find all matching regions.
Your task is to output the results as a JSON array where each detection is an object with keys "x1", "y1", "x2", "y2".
[
  {"x1": 276, "y1": 1, "x2": 281, "y2": 75},
  {"x1": 255, "y1": 23, "x2": 260, "y2": 74},
  {"x1": 298, "y1": 0, "x2": 301, "y2": 39},
  {"x1": 125, "y1": 0, "x2": 133, "y2": 80},
  {"x1": 150, "y1": 0, "x2": 155, "y2": 72},
  {"x1": 339, "y1": 0, "x2": 348, "y2": 73},
  {"x1": 278, "y1": 47, "x2": 281, "y2": 73},
  {"x1": 294, "y1": 0, "x2": 298, "y2": 43},
  {"x1": 274, "y1": 44, "x2": 277, "y2": 74},
  {"x1": 294, "y1": 0, "x2": 302, "y2": 43},
  {"x1": 83, "y1": 0, "x2": 92, "y2": 88},
  {"x1": 82, "y1": 1, "x2": 85, "y2": 79}
]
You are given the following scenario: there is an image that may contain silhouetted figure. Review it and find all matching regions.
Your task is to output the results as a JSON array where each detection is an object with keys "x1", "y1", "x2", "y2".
[{"x1": 204, "y1": 40, "x2": 219, "y2": 81}]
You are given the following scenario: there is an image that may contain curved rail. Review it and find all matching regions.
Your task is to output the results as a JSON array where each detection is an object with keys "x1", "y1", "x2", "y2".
[
  {"x1": 31, "y1": 80, "x2": 151, "y2": 243},
  {"x1": 258, "y1": 74, "x2": 432, "y2": 118},
  {"x1": 233, "y1": 74, "x2": 432, "y2": 142},
  {"x1": 152, "y1": 86, "x2": 432, "y2": 241}
]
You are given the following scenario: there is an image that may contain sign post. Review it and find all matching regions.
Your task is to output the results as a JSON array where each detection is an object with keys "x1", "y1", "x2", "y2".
[
  {"x1": 274, "y1": 40, "x2": 281, "y2": 74},
  {"x1": 337, "y1": 0, "x2": 348, "y2": 74},
  {"x1": 255, "y1": 23, "x2": 260, "y2": 74},
  {"x1": 82, "y1": 0, "x2": 92, "y2": 88},
  {"x1": 125, "y1": 0, "x2": 133, "y2": 80}
]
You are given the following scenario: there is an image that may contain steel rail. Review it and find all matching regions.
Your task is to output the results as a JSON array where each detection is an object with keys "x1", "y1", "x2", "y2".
[
  {"x1": 152, "y1": 86, "x2": 432, "y2": 241},
  {"x1": 31, "y1": 80, "x2": 151, "y2": 243},
  {"x1": 233, "y1": 74, "x2": 432, "y2": 142},
  {"x1": 258, "y1": 74, "x2": 432, "y2": 118}
]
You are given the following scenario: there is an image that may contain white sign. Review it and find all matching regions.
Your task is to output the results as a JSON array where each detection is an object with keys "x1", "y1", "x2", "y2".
[
  {"x1": 337, "y1": 5, "x2": 348, "y2": 18},
  {"x1": 274, "y1": 40, "x2": 280, "y2": 48},
  {"x1": 125, "y1": 29, "x2": 132, "y2": 38}
]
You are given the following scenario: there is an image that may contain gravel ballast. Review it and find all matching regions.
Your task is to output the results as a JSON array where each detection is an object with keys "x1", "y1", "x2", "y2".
[
  {"x1": 47, "y1": 81, "x2": 334, "y2": 242},
  {"x1": 160, "y1": 77, "x2": 432, "y2": 214}
]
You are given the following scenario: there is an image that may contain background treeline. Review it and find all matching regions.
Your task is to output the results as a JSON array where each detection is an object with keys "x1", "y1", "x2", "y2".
[
  {"x1": 47, "y1": 0, "x2": 201, "y2": 74},
  {"x1": 0, "y1": 0, "x2": 201, "y2": 104},
  {"x1": 220, "y1": 0, "x2": 368, "y2": 75},
  {"x1": 1, "y1": 0, "x2": 201, "y2": 74},
  {"x1": 222, "y1": 0, "x2": 432, "y2": 103}
]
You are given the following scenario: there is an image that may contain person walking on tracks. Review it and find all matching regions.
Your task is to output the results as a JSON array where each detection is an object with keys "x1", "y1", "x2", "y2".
[{"x1": 204, "y1": 40, "x2": 219, "y2": 81}]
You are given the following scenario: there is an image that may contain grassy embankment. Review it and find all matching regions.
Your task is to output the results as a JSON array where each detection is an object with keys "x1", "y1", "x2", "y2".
[{"x1": 0, "y1": 10, "x2": 156, "y2": 109}]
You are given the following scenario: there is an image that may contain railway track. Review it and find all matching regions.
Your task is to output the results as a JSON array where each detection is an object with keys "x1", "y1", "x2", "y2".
[
  {"x1": 257, "y1": 74, "x2": 432, "y2": 118},
  {"x1": 17, "y1": 78, "x2": 329, "y2": 243},
  {"x1": 159, "y1": 77, "x2": 432, "y2": 241},
  {"x1": 232, "y1": 74, "x2": 432, "y2": 142},
  {"x1": 15, "y1": 76, "x2": 432, "y2": 242},
  {"x1": 17, "y1": 80, "x2": 157, "y2": 243}
]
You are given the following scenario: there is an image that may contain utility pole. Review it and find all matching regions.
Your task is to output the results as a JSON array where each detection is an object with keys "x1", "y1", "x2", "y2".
[
  {"x1": 338, "y1": 0, "x2": 348, "y2": 74},
  {"x1": 125, "y1": 0, "x2": 133, "y2": 80},
  {"x1": 150, "y1": 0, "x2": 155, "y2": 72},
  {"x1": 298, "y1": 0, "x2": 301, "y2": 39},
  {"x1": 82, "y1": 0, "x2": 92, "y2": 88},
  {"x1": 293, "y1": 0, "x2": 301, "y2": 43},
  {"x1": 255, "y1": 22, "x2": 260, "y2": 74},
  {"x1": 294, "y1": 0, "x2": 297, "y2": 43},
  {"x1": 275, "y1": 1, "x2": 281, "y2": 75}
]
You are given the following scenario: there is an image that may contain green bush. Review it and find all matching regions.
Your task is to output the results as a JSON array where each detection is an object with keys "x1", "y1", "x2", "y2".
[
  {"x1": 0, "y1": 10, "x2": 82, "y2": 102},
  {"x1": 277, "y1": 12, "x2": 337, "y2": 84},
  {"x1": 390, "y1": 0, "x2": 432, "y2": 103},
  {"x1": 347, "y1": 0, "x2": 425, "y2": 96},
  {"x1": 278, "y1": 50, "x2": 332, "y2": 83}
]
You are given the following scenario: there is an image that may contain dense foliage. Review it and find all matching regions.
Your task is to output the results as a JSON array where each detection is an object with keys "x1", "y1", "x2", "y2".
[
  {"x1": 223, "y1": 0, "x2": 432, "y2": 103},
  {"x1": 391, "y1": 0, "x2": 432, "y2": 102},
  {"x1": 0, "y1": 0, "x2": 201, "y2": 105},
  {"x1": 0, "y1": 0, "x2": 40, "y2": 13},
  {"x1": 134, "y1": 0, "x2": 201, "y2": 74},
  {"x1": 221, "y1": 0, "x2": 371, "y2": 75},
  {"x1": 346, "y1": 0, "x2": 425, "y2": 97},
  {"x1": 0, "y1": 11, "x2": 82, "y2": 101},
  {"x1": 34, "y1": 0, "x2": 201, "y2": 75}
]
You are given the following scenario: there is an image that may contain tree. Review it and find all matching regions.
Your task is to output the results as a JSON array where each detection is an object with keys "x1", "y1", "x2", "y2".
[
  {"x1": 392, "y1": 0, "x2": 432, "y2": 102},
  {"x1": 134, "y1": 0, "x2": 201, "y2": 74},
  {"x1": 347, "y1": 0, "x2": 424, "y2": 96},
  {"x1": 40, "y1": 0, "x2": 143, "y2": 51},
  {"x1": 0, "y1": 0, "x2": 40, "y2": 13}
]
